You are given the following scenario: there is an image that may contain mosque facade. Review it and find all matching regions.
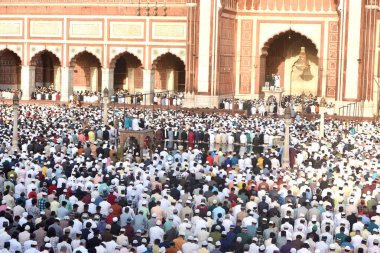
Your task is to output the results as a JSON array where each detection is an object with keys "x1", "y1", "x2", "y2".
[{"x1": 0, "y1": 0, "x2": 378, "y2": 115}]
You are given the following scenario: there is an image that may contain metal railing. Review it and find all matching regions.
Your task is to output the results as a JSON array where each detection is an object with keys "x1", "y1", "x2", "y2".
[{"x1": 338, "y1": 101, "x2": 364, "y2": 118}]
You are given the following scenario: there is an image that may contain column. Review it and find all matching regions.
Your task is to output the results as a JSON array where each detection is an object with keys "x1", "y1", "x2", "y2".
[
  {"x1": 128, "y1": 68, "x2": 135, "y2": 93},
  {"x1": 361, "y1": 0, "x2": 378, "y2": 101},
  {"x1": 124, "y1": 65, "x2": 129, "y2": 91},
  {"x1": 282, "y1": 107, "x2": 292, "y2": 168},
  {"x1": 20, "y1": 66, "x2": 35, "y2": 100},
  {"x1": 186, "y1": 2, "x2": 198, "y2": 94},
  {"x1": 53, "y1": 66, "x2": 61, "y2": 92},
  {"x1": 259, "y1": 54, "x2": 267, "y2": 94},
  {"x1": 90, "y1": 67, "x2": 98, "y2": 92},
  {"x1": 341, "y1": 0, "x2": 362, "y2": 100},
  {"x1": 319, "y1": 106, "x2": 325, "y2": 138},
  {"x1": 197, "y1": 0, "x2": 212, "y2": 93},
  {"x1": 167, "y1": 69, "x2": 174, "y2": 91},
  {"x1": 10, "y1": 95, "x2": 19, "y2": 154},
  {"x1": 60, "y1": 67, "x2": 74, "y2": 102},
  {"x1": 101, "y1": 67, "x2": 114, "y2": 96},
  {"x1": 143, "y1": 69, "x2": 154, "y2": 104},
  {"x1": 283, "y1": 118, "x2": 291, "y2": 168},
  {"x1": 103, "y1": 94, "x2": 109, "y2": 125},
  {"x1": 174, "y1": 70, "x2": 179, "y2": 91}
]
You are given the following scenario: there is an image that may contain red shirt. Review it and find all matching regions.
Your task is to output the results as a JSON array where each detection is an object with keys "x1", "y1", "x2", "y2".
[
  {"x1": 207, "y1": 156, "x2": 213, "y2": 165},
  {"x1": 48, "y1": 185, "x2": 57, "y2": 195},
  {"x1": 82, "y1": 194, "x2": 91, "y2": 204},
  {"x1": 188, "y1": 131, "x2": 195, "y2": 143},
  {"x1": 105, "y1": 214, "x2": 115, "y2": 225},
  {"x1": 28, "y1": 191, "x2": 37, "y2": 199},
  {"x1": 107, "y1": 193, "x2": 117, "y2": 205}
]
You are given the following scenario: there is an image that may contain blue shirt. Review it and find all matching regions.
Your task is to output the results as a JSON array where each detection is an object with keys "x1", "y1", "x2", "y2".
[{"x1": 212, "y1": 207, "x2": 226, "y2": 221}]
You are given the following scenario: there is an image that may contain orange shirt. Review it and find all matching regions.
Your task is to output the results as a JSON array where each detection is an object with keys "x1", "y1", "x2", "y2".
[
  {"x1": 111, "y1": 203, "x2": 122, "y2": 218},
  {"x1": 173, "y1": 237, "x2": 185, "y2": 251}
]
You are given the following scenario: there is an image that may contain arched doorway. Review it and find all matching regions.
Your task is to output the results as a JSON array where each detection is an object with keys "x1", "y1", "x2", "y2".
[
  {"x1": 152, "y1": 53, "x2": 185, "y2": 92},
  {"x1": 0, "y1": 49, "x2": 21, "y2": 90},
  {"x1": 110, "y1": 52, "x2": 143, "y2": 94},
  {"x1": 262, "y1": 30, "x2": 319, "y2": 95},
  {"x1": 70, "y1": 51, "x2": 102, "y2": 92},
  {"x1": 30, "y1": 50, "x2": 61, "y2": 89}
]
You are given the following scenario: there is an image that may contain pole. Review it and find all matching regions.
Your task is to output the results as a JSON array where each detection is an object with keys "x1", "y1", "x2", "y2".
[
  {"x1": 113, "y1": 101, "x2": 115, "y2": 126},
  {"x1": 290, "y1": 68, "x2": 293, "y2": 97},
  {"x1": 103, "y1": 88, "x2": 109, "y2": 125},
  {"x1": 282, "y1": 106, "x2": 291, "y2": 168},
  {"x1": 283, "y1": 118, "x2": 291, "y2": 168},
  {"x1": 103, "y1": 97, "x2": 108, "y2": 125},
  {"x1": 319, "y1": 106, "x2": 325, "y2": 138},
  {"x1": 10, "y1": 93, "x2": 20, "y2": 154}
]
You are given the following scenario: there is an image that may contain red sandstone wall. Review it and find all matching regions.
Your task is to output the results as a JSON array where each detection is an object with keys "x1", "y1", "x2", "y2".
[{"x1": 217, "y1": 14, "x2": 236, "y2": 95}]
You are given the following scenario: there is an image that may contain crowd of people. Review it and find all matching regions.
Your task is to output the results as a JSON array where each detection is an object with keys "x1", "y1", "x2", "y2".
[
  {"x1": 153, "y1": 93, "x2": 183, "y2": 107},
  {"x1": 219, "y1": 94, "x2": 335, "y2": 117},
  {"x1": 32, "y1": 87, "x2": 60, "y2": 101},
  {"x1": 65, "y1": 89, "x2": 184, "y2": 107},
  {"x1": 69, "y1": 91, "x2": 102, "y2": 104},
  {"x1": 0, "y1": 102, "x2": 378, "y2": 253},
  {"x1": 0, "y1": 89, "x2": 22, "y2": 100}
]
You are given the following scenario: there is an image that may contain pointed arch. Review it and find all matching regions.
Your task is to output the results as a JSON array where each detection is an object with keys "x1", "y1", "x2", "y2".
[
  {"x1": 70, "y1": 51, "x2": 102, "y2": 92},
  {"x1": 0, "y1": 49, "x2": 22, "y2": 89},
  {"x1": 261, "y1": 29, "x2": 319, "y2": 58},
  {"x1": 152, "y1": 52, "x2": 186, "y2": 69},
  {"x1": 69, "y1": 50, "x2": 102, "y2": 68},
  {"x1": 0, "y1": 49, "x2": 21, "y2": 64},
  {"x1": 152, "y1": 52, "x2": 186, "y2": 92},
  {"x1": 259, "y1": 29, "x2": 320, "y2": 96},
  {"x1": 30, "y1": 49, "x2": 61, "y2": 66},
  {"x1": 30, "y1": 50, "x2": 61, "y2": 88},
  {"x1": 109, "y1": 51, "x2": 143, "y2": 69},
  {"x1": 151, "y1": 51, "x2": 186, "y2": 68},
  {"x1": 262, "y1": 30, "x2": 318, "y2": 56},
  {"x1": 111, "y1": 51, "x2": 143, "y2": 92}
]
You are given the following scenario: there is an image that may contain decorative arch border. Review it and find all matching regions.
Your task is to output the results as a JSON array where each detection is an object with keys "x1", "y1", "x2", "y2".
[
  {"x1": 151, "y1": 48, "x2": 186, "y2": 68},
  {"x1": 262, "y1": 29, "x2": 319, "y2": 57},
  {"x1": 0, "y1": 45, "x2": 23, "y2": 63},
  {"x1": 256, "y1": 25, "x2": 323, "y2": 97},
  {"x1": 108, "y1": 47, "x2": 143, "y2": 68},
  {"x1": 259, "y1": 22, "x2": 321, "y2": 58},
  {"x1": 30, "y1": 49, "x2": 61, "y2": 66},
  {"x1": 109, "y1": 50, "x2": 143, "y2": 69},
  {"x1": 69, "y1": 50, "x2": 102, "y2": 67},
  {"x1": 29, "y1": 45, "x2": 62, "y2": 65}
]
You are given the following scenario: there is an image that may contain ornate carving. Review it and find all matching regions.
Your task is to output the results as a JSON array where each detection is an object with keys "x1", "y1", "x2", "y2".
[
  {"x1": 239, "y1": 20, "x2": 252, "y2": 94},
  {"x1": 326, "y1": 21, "x2": 339, "y2": 98}
]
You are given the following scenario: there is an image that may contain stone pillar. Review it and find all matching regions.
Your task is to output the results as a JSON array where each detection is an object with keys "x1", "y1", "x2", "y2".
[
  {"x1": 167, "y1": 69, "x2": 175, "y2": 91},
  {"x1": 196, "y1": 0, "x2": 212, "y2": 93},
  {"x1": 340, "y1": 0, "x2": 362, "y2": 100},
  {"x1": 174, "y1": 70, "x2": 179, "y2": 91},
  {"x1": 282, "y1": 107, "x2": 292, "y2": 168},
  {"x1": 124, "y1": 66, "x2": 129, "y2": 91},
  {"x1": 128, "y1": 68, "x2": 135, "y2": 93},
  {"x1": 361, "y1": 0, "x2": 378, "y2": 101},
  {"x1": 283, "y1": 119, "x2": 291, "y2": 168},
  {"x1": 143, "y1": 69, "x2": 154, "y2": 104},
  {"x1": 90, "y1": 67, "x2": 98, "y2": 92},
  {"x1": 10, "y1": 94, "x2": 19, "y2": 154},
  {"x1": 103, "y1": 95, "x2": 109, "y2": 125},
  {"x1": 53, "y1": 66, "x2": 61, "y2": 91},
  {"x1": 259, "y1": 55, "x2": 267, "y2": 94},
  {"x1": 101, "y1": 67, "x2": 114, "y2": 96},
  {"x1": 186, "y1": 2, "x2": 198, "y2": 94},
  {"x1": 61, "y1": 67, "x2": 74, "y2": 102},
  {"x1": 20, "y1": 66, "x2": 35, "y2": 100},
  {"x1": 319, "y1": 106, "x2": 325, "y2": 138}
]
